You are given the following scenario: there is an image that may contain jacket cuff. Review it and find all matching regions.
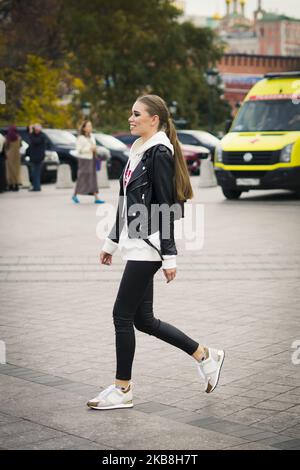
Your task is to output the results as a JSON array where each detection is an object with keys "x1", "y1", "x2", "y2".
[
  {"x1": 102, "y1": 238, "x2": 118, "y2": 255},
  {"x1": 162, "y1": 255, "x2": 176, "y2": 270}
]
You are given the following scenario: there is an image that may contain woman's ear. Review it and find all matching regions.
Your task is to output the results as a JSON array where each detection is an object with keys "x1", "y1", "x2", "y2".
[{"x1": 151, "y1": 114, "x2": 160, "y2": 128}]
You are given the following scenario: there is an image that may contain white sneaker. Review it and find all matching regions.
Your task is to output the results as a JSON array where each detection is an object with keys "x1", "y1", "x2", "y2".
[
  {"x1": 87, "y1": 383, "x2": 133, "y2": 410},
  {"x1": 197, "y1": 348, "x2": 225, "y2": 393}
]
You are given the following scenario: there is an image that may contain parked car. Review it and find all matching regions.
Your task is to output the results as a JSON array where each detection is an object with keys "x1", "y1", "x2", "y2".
[
  {"x1": 177, "y1": 130, "x2": 220, "y2": 158},
  {"x1": 181, "y1": 144, "x2": 209, "y2": 176},
  {"x1": 0, "y1": 126, "x2": 59, "y2": 183},
  {"x1": 41, "y1": 129, "x2": 80, "y2": 181}
]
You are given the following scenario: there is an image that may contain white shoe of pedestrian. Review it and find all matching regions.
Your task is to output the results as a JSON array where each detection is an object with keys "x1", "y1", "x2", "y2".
[
  {"x1": 197, "y1": 348, "x2": 225, "y2": 393},
  {"x1": 87, "y1": 383, "x2": 133, "y2": 410}
]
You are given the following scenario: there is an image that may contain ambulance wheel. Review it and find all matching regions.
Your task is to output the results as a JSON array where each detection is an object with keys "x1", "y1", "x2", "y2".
[{"x1": 222, "y1": 188, "x2": 242, "y2": 200}]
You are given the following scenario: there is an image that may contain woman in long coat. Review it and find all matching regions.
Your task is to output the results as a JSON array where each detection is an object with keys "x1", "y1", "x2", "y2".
[
  {"x1": 5, "y1": 125, "x2": 21, "y2": 191},
  {"x1": 0, "y1": 133, "x2": 7, "y2": 193},
  {"x1": 72, "y1": 120, "x2": 105, "y2": 204}
]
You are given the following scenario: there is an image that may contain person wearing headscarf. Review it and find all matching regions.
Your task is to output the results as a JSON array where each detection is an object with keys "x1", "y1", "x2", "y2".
[
  {"x1": 4, "y1": 125, "x2": 21, "y2": 191},
  {"x1": 0, "y1": 132, "x2": 7, "y2": 193}
]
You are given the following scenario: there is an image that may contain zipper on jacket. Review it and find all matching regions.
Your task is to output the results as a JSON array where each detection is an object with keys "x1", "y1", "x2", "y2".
[
  {"x1": 130, "y1": 181, "x2": 148, "y2": 191},
  {"x1": 127, "y1": 169, "x2": 147, "y2": 187}
]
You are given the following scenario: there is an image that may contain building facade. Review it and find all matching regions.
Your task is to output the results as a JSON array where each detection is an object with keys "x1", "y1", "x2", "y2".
[
  {"x1": 220, "y1": 1, "x2": 300, "y2": 57},
  {"x1": 178, "y1": 1, "x2": 300, "y2": 57},
  {"x1": 173, "y1": 1, "x2": 300, "y2": 109},
  {"x1": 218, "y1": 54, "x2": 300, "y2": 108},
  {"x1": 257, "y1": 14, "x2": 300, "y2": 56}
]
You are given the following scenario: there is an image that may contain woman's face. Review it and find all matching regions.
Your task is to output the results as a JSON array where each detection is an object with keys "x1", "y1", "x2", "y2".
[
  {"x1": 84, "y1": 121, "x2": 93, "y2": 135},
  {"x1": 128, "y1": 101, "x2": 159, "y2": 137}
]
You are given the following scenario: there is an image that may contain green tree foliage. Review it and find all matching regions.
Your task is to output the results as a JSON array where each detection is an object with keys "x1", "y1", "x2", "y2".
[
  {"x1": 0, "y1": 55, "x2": 74, "y2": 127},
  {"x1": 0, "y1": 0, "x2": 230, "y2": 131},
  {"x1": 0, "y1": 0, "x2": 65, "y2": 67},
  {"x1": 63, "y1": 0, "x2": 228, "y2": 130}
]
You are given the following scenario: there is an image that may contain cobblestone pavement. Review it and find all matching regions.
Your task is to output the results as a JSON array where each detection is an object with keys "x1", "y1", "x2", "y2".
[{"x1": 0, "y1": 179, "x2": 300, "y2": 450}]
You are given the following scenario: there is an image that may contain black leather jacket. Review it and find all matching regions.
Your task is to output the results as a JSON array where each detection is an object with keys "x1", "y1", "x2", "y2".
[{"x1": 108, "y1": 144, "x2": 183, "y2": 259}]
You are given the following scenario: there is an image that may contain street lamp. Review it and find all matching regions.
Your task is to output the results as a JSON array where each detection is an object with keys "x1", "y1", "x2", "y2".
[
  {"x1": 205, "y1": 68, "x2": 219, "y2": 134},
  {"x1": 81, "y1": 101, "x2": 91, "y2": 118},
  {"x1": 169, "y1": 101, "x2": 178, "y2": 117},
  {"x1": 206, "y1": 69, "x2": 219, "y2": 87}
]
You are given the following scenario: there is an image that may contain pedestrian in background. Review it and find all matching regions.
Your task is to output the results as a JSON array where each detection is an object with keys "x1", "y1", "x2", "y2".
[
  {"x1": 0, "y1": 132, "x2": 7, "y2": 193},
  {"x1": 87, "y1": 95, "x2": 225, "y2": 410},
  {"x1": 4, "y1": 125, "x2": 21, "y2": 191},
  {"x1": 28, "y1": 124, "x2": 47, "y2": 192},
  {"x1": 72, "y1": 120, "x2": 105, "y2": 204}
]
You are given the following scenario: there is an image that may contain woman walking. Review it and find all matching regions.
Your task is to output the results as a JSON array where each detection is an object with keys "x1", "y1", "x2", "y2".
[
  {"x1": 87, "y1": 95, "x2": 225, "y2": 410},
  {"x1": 72, "y1": 120, "x2": 105, "y2": 204},
  {"x1": 5, "y1": 125, "x2": 21, "y2": 191}
]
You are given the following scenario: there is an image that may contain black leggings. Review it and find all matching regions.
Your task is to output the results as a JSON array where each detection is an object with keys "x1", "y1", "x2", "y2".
[{"x1": 113, "y1": 261, "x2": 199, "y2": 380}]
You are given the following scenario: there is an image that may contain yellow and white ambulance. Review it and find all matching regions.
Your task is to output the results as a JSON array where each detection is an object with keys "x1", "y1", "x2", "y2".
[{"x1": 215, "y1": 72, "x2": 300, "y2": 199}]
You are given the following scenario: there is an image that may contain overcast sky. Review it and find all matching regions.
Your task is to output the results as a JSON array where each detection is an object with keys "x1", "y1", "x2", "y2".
[{"x1": 185, "y1": 0, "x2": 300, "y2": 19}]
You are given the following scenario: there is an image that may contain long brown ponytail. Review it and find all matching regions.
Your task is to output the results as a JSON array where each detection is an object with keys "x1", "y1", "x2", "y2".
[{"x1": 137, "y1": 95, "x2": 194, "y2": 201}]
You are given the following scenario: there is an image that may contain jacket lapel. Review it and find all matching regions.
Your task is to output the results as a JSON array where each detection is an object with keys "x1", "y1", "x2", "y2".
[{"x1": 126, "y1": 151, "x2": 150, "y2": 188}]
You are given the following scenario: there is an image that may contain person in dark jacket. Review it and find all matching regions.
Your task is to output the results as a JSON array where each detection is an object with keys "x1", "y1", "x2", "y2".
[
  {"x1": 86, "y1": 95, "x2": 225, "y2": 411},
  {"x1": 28, "y1": 123, "x2": 47, "y2": 191}
]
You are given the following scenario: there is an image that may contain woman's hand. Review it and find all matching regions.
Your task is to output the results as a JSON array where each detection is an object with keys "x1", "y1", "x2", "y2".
[
  {"x1": 100, "y1": 251, "x2": 112, "y2": 265},
  {"x1": 163, "y1": 268, "x2": 176, "y2": 283}
]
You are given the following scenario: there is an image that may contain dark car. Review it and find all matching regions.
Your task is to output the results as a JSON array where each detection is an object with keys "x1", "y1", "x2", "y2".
[
  {"x1": 42, "y1": 129, "x2": 82, "y2": 181},
  {"x1": 113, "y1": 132, "x2": 139, "y2": 148},
  {"x1": 27, "y1": 128, "x2": 108, "y2": 182},
  {"x1": 92, "y1": 133, "x2": 129, "y2": 179},
  {"x1": 0, "y1": 126, "x2": 60, "y2": 183}
]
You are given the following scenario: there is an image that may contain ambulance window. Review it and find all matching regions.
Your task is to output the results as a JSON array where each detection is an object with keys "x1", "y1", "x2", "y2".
[{"x1": 232, "y1": 100, "x2": 300, "y2": 132}]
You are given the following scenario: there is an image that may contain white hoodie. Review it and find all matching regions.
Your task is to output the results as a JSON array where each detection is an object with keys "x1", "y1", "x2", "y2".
[{"x1": 102, "y1": 131, "x2": 176, "y2": 269}]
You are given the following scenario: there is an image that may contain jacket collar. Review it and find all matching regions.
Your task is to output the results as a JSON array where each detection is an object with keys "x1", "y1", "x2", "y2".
[
  {"x1": 120, "y1": 150, "x2": 150, "y2": 187},
  {"x1": 123, "y1": 131, "x2": 173, "y2": 188},
  {"x1": 129, "y1": 131, "x2": 174, "y2": 158}
]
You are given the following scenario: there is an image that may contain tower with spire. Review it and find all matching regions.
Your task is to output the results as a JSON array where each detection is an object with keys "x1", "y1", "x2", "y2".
[
  {"x1": 254, "y1": 0, "x2": 265, "y2": 21},
  {"x1": 224, "y1": 0, "x2": 247, "y2": 19},
  {"x1": 225, "y1": 0, "x2": 231, "y2": 17},
  {"x1": 221, "y1": 0, "x2": 250, "y2": 30},
  {"x1": 240, "y1": 0, "x2": 246, "y2": 17}
]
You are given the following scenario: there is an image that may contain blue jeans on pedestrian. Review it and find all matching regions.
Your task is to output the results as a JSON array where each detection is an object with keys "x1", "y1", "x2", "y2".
[{"x1": 31, "y1": 162, "x2": 42, "y2": 191}]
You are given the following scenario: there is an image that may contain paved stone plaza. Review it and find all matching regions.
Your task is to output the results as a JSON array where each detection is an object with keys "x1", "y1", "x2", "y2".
[{"x1": 0, "y1": 178, "x2": 300, "y2": 450}]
